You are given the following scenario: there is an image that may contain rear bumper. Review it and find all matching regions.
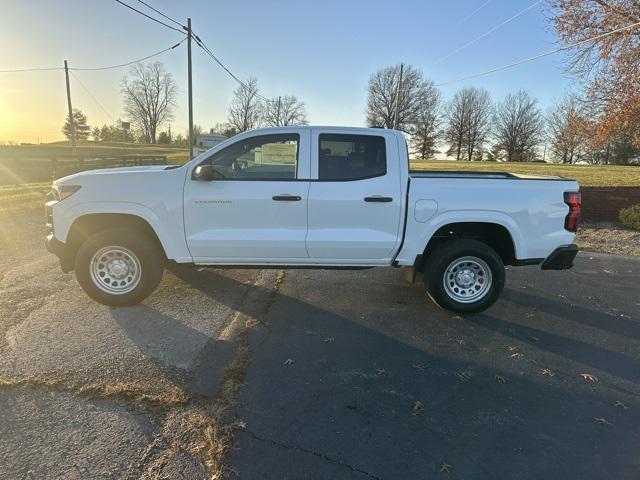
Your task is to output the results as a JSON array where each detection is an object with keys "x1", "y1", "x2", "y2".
[
  {"x1": 45, "y1": 234, "x2": 73, "y2": 272},
  {"x1": 541, "y1": 244, "x2": 578, "y2": 270}
]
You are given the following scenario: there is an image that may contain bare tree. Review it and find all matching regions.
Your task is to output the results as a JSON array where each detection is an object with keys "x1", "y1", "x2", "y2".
[
  {"x1": 366, "y1": 64, "x2": 437, "y2": 132},
  {"x1": 444, "y1": 87, "x2": 492, "y2": 161},
  {"x1": 121, "y1": 62, "x2": 176, "y2": 144},
  {"x1": 262, "y1": 95, "x2": 308, "y2": 126},
  {"x1": 494, "y1": 90, "x2": 544, "y2": 162},
  {"x1": 546, "y1": 95, "x2": 586, "y2": 164},
  {"x1": 409, "y1": 89, "x2": 442, "y2": 160},
  {"x1": 464, "y1": 89, "x2": 493, "y2": 161},
  {"x1": 227, "y1": 77, "x2": 262, "y2": 133}
]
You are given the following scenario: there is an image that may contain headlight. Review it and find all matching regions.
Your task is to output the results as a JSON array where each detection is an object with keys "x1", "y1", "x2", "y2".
[{"x1": 54, "y1": 185, "x2": 82, "y2": 201}]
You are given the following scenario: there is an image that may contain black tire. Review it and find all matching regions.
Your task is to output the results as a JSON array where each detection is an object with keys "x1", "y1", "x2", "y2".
[
  {"x1": 74, "y1": 228, "x2": 164, "y2": 307},
  {"x1": 423, "y1": 239, "x2": 505, "y2": 314}
]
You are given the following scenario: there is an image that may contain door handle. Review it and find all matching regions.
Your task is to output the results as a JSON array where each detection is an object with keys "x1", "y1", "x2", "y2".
[
  {"x1": 272, "y1": 195, "x2": 302, "y2": 201},
  {"x1": 364, "y1": 196, "x2": 393, "y2": 203}
]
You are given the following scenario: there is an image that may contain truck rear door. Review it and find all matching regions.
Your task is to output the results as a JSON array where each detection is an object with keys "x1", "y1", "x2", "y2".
[{"x1": 306, "y1": 129, "x2": 403, "y2": 261}]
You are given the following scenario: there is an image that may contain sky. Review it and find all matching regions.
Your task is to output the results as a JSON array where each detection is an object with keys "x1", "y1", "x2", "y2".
[{"x1": 0, "y1": 0, "x2": 577, "y2": 143}]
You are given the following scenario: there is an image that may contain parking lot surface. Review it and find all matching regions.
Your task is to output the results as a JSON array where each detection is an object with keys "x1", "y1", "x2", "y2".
[{"x1": 1, "y1": 210, "x2": 639, "y2": 479}]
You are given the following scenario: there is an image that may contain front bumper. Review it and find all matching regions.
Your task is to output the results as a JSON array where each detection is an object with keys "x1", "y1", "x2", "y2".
[
  {"x1": 541, "y1": 244, "x2": 578, "y2": 270},
  {"x1": 45, "y1": 234, "x2": 73, "y2": 272}
]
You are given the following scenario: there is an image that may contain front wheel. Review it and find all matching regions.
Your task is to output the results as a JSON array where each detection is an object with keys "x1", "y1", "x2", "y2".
[
  {"x1": 74, "y1": 228, "x2": 165, "y2": 307},
  {"x1": 423, "y1": 239, "x2": 505, "y2": 314}
]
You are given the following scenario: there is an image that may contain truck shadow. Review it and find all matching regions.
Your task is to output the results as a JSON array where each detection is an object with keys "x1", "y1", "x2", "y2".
[
  {"x1": 162, "y1": 264, "x2": 640, "y2": 480},
  {"x1": 504, "y1": 288, "x2": 640, "y2": 340},
  {"x1": 110, "y1": 302, "x2": 238, "y2": 397}
]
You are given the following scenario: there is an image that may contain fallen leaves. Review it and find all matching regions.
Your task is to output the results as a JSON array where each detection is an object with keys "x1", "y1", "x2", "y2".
[
  {"x1": 593, "y1": 417, "x2": 612, "y2": 426},
  {"x1": 323, "y1": 337, "x2": 335, "y2": 343},
  {"x1": 412, "y1": 364, "x2": 427, "y2": 370},
  {"x1": 542, "y1": 368, "x2": 555, "y2": 377},
  {"x1": 455, "y1": 371, "x2": 472, "y2": 382},
  {"x1": 614, "y1": 400, "x2": 629, "y2": 410},
  {"x1": 283, "y1": 359, "x2": 293, "y2": 366},
  {"x1": 495, "y1": 375, "x2": 506, "y2": 384},
  {"x1": 411, "y1": 400, "x2": 424, "y2": 416},
  {"x1": 507, "y1": 346, "x2": 523, "y2": 359},
  {"x1": 581, "y1": 373, "x2": 598, "y2": 383},
  {"x1": 376, "y1": 368, "x2": 386, "y2": 376},
  {"x1": 440, "y1": 463, "x2": 452, "y2": 473}
]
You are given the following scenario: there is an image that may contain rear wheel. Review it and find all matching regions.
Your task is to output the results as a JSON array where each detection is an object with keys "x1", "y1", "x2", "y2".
[
  {"x1": 423, "y1": 239, "x2": 504, "y2": 314},
  {"x1": 75, "y1": 228, "x2": 164, "y2": 306}
]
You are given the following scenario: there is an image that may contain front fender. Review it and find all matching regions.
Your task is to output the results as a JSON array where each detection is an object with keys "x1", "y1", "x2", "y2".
[{"x1": 57, "y1": 201, "x2": 192, "y2": 262}]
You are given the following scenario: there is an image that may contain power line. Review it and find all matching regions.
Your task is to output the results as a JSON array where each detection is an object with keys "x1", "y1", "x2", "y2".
[
  {"x1": 456, "y1": 0, "x2": 492, "y2": 26},
  {"x1": 0, "y1": 40, "x2": 185, "y2": 74},
  {"x1": 134, "y1": 0, "x2": 185, "y2": 29},
  {"x1": 193, "y1": 35, "x2": 269, "y2": 102},
  {"x1": 70, "y1": 71, "x2": 116, "y2": 122},
  {"x1": 0, "y1": 66, "x2": 62, "y2": 73},
  {"x1": 120, "y1": 0, "x2": 271, "y2": 103},
  {"x1": 436, "y1": 0, "x2": 542, "y2": 64},
  {"x1": 113, "y1": 0, "x2": 184, "y2": 33},
  {"x1": 435, "y1": 20, "x2": 640, "y2": 86},
  {"x1": 70, "y1": 39, "x2": 186, "y2": 71}
]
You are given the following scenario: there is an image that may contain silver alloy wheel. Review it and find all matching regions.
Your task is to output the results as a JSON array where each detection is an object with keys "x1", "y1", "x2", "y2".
[
  {"x1": 89, "y1": 246, "x2": 142, "y2": 295},
  {"x1": 442, "y1": 256, "x2": 492, "y2": 304}
]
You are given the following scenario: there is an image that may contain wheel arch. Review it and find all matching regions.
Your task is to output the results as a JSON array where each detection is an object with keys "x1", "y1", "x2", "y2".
[
  {"x1": 62, "y1": 213, "x2": 167, "y2": 271},
  {"x1": 419, "y1": 221, "x2": 517, "y2": 269}
]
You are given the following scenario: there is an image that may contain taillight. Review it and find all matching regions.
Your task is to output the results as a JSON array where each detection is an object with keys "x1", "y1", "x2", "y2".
[{"x1": 564, "y1": 192, "x2": 581, "y2": 232}]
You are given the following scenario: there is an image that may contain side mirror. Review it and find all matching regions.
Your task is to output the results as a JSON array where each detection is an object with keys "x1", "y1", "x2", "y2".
[{"x1": 192, "y1": 164, "x2": 223, "y2": 181}]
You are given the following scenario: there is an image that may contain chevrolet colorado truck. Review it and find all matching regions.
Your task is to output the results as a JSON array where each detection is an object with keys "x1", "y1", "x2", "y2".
[{"x1": 45, "y1": 126, "x2": 580, "y2": 313}]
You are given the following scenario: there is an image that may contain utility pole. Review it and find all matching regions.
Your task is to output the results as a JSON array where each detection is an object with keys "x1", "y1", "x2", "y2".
[
  {"x1": 187, "y1": 18, "x2": 194, "y2": 160},
  {"x1": 277, "y1": 96, "x2": 282, "y2": 126},
  {"x1": 393, "y1": 63, "x2": 404, "y2": 130},
  {"x1": 64, "y1": 60, "x2": 77, "y2": 155}
]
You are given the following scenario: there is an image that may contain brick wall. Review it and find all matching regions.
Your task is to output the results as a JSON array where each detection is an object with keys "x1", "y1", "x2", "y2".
[{"x1": 581, "y1": 187, "x2": 640, "y2": 223}]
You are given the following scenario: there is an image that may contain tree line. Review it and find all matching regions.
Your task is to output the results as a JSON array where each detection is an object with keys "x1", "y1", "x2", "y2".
[
  {"x1": 365, "y1": 63, "x2": 638, "y2": 165},
  {"x1": 62, "y1": 64, "x2": 308, "y2": 146}
]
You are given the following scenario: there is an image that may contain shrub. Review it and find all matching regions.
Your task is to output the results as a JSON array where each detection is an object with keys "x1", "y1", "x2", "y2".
[{"x1": 619, "y1": 204, "x2": 640, "y2": 230}]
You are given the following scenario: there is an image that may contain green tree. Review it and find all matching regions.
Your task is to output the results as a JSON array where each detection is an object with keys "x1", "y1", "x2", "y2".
[
  {"x1": 62, "y1": 109, "x2": 91, "y2": 141},
  {"x1": 91, "y1": 126, "x2": 101, "y2": 142},
  {"x1": 157, "y1": 131, "x2": 170, "y2": 144}
]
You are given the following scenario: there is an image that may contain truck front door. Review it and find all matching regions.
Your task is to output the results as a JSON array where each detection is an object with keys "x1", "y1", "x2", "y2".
[
  {"x1": 306, "y1": 130, "x2": 403, "y2": 261},
  {"x1": 184, "y1": 130, "x2": 310, "y2": 262}
]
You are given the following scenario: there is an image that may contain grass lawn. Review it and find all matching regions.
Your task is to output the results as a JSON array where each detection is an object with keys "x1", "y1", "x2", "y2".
[
  {"x1": 409, "y1": 160, "x2": 640, "y2": 187},
  {"x1": 0, "y1": 182, "x2": 50, "y2": 212}
]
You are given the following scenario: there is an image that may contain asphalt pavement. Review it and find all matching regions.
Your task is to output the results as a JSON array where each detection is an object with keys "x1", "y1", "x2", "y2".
[{"x1": 1, "y1": 210, "x2": 639, "y2": 479}]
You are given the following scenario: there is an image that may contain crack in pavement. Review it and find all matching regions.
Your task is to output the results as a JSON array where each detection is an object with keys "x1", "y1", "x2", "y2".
[{"x1": 241, "y1": 429, "x2": 382, "y2": 480}]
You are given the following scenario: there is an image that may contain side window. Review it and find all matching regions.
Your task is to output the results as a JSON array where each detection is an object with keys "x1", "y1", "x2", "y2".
[
  {"x1": 319, "y1": 134, "x2": 386, "y2": 181},
  {"x1": 205, "y1": 134, "x2": 299, "y2": 180}
]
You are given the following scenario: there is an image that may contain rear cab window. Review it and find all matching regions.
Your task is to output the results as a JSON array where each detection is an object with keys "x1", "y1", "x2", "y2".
[{"x1": 318, "y1": 134, "x2": 386, "y2": 181}]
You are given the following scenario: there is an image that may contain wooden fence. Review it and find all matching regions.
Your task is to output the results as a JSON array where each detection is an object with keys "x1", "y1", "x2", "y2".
[{"x1": 0, "y1": 155, "x2": 168, "y2": 185}]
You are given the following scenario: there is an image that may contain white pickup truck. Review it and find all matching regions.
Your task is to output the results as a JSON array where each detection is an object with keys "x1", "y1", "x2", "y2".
[{"x1": 45, "y1": 126, "x2": 580, "y2": 313}]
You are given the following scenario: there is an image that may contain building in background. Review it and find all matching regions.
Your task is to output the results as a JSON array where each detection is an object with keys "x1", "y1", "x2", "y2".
[{"x1": 196, "y1": 130, "x2": 227, "y2": 149}]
